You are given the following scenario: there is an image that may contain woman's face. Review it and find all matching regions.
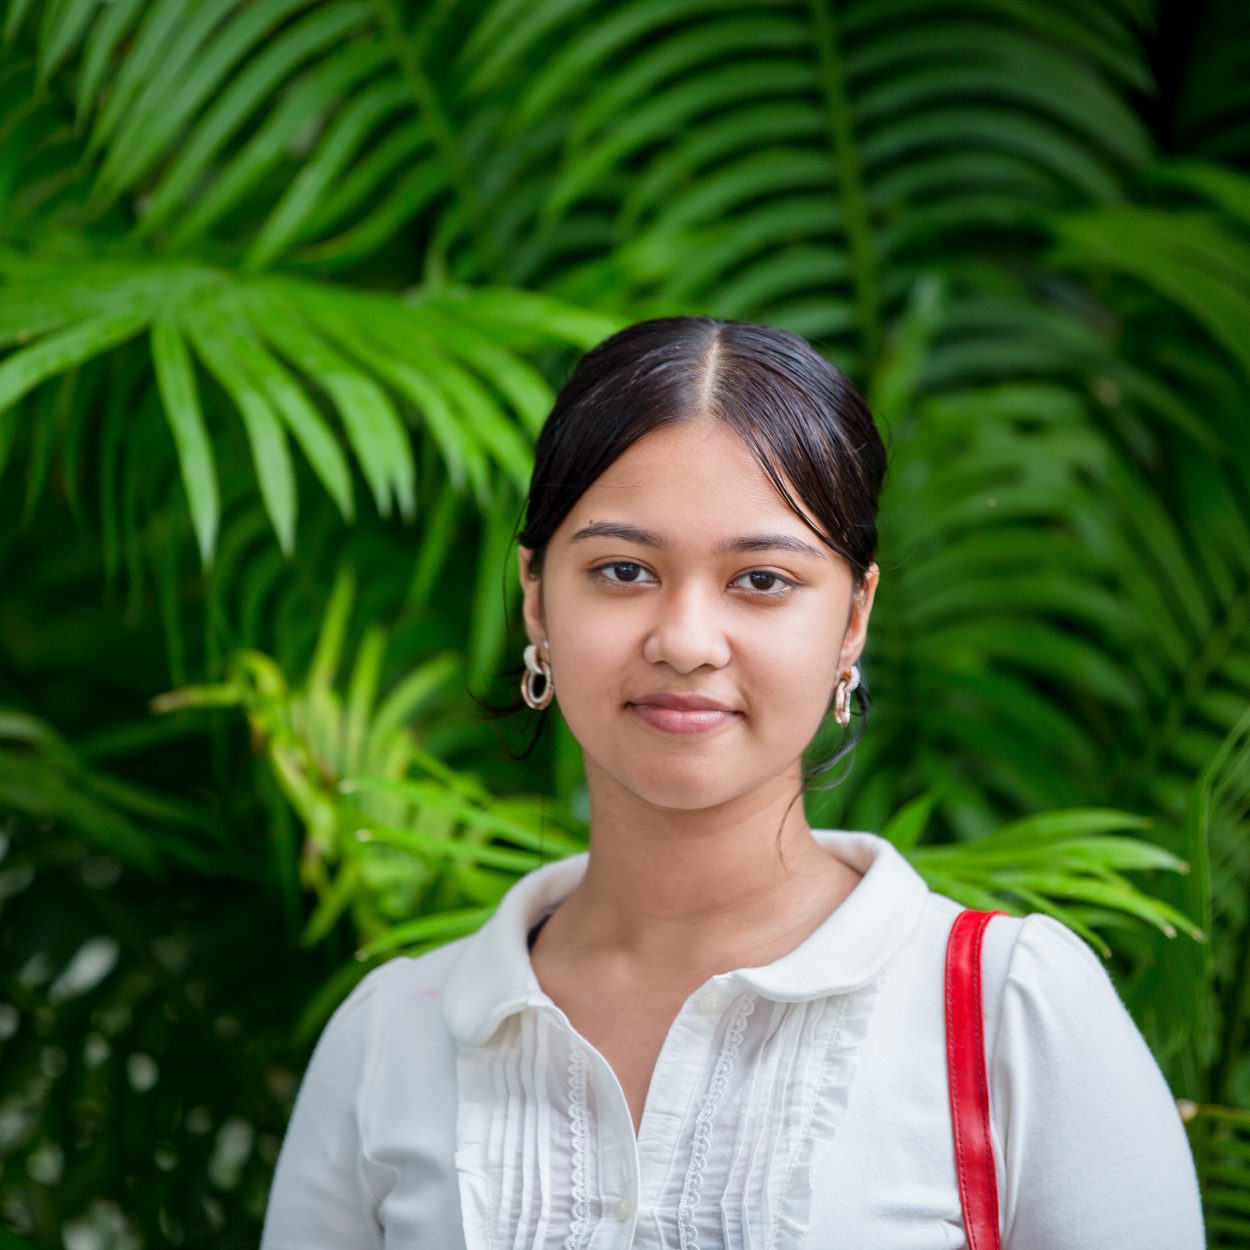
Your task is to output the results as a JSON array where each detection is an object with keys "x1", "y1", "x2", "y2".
[{"x1": 519, "y1": 418, "x2": 879, "y2": 815}]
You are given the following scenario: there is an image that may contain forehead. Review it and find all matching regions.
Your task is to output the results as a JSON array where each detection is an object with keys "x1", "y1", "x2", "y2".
[{"x1": 565, "y1": 420, "x2": 815, "y2": 531}]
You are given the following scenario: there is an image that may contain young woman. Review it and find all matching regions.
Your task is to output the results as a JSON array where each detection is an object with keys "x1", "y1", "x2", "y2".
[{"x1": 261, "y1": 317, "x2": 1204, "y2": 1249}]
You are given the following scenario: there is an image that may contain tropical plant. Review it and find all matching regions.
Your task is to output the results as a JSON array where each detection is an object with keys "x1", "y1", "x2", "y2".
[{"x1": 1, "y1": 0, "x2": 1247, "y2": 1243}]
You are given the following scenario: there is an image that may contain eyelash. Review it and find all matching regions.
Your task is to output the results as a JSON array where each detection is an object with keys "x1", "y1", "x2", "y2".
[{"x1": 589, "y1": 562, "x2": 797, "y2": 598}]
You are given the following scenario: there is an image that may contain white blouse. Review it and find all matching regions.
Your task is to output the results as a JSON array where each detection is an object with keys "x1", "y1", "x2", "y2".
[{"x1": 260, "y1": 830, "x2": 1205, "y2": 1249}]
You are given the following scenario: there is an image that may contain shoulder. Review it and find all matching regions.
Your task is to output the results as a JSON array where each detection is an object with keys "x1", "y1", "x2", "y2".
[
  {"x1": 987, "y1": 910, "x2": 1126, "y2": 1025},
  {"x1": 904, "y1": 900, "x2": 1134, "y2": 1069},
  {"x1": 977, "y1": 909, "x2": 1174, "y2": 1115},
  {"x1": 285, "y1": 937, "x2": 472, "y2": 1136},
  {"x1": 916, "y1": 897, "x2": 1112, "y2": 1005},
  {"x1": 998, "y1": 909, "x2": 1107, "y2": 972},
  {"x1": 314, "y1": 936, "x2": 472, "y2": 1059}
]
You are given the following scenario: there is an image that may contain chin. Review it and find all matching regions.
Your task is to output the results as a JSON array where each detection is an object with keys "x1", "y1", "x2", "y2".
[{"x1": 611, "y1": 756, "x2": 764, "y2": 813}]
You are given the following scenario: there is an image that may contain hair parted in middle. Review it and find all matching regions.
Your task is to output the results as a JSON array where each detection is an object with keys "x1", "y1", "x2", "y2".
[{"x1": 518, "y1": 315, "x2": 888, "y2": 595}]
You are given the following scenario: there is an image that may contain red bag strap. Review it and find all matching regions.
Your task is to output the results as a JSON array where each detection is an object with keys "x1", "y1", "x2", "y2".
[{"x1": 945, "y1": 908, "x2": 1008, "y2": 1250}]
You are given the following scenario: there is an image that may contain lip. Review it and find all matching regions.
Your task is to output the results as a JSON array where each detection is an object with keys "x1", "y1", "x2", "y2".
[
  {"x1": 627, "y1": 693, "x2": 742, "y2": 736},
  {"x1": 631, "y1": 693, "x2": 737, "y2": 712}
]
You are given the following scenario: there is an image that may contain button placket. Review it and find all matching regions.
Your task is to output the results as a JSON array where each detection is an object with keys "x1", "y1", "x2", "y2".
[{"x1": 575, "y1": 1036, "x2": 642, "y2": 1245}]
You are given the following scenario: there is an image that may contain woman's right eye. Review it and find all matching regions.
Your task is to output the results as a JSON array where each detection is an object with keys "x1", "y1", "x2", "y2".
[{"x1": 592, "y1": 562, "x2": 654, "y2": 585}]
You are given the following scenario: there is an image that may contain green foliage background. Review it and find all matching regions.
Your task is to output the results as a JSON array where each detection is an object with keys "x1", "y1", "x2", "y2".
[{"x1": 1, "y1": 0, "x2": 1248, "y2": 1244}]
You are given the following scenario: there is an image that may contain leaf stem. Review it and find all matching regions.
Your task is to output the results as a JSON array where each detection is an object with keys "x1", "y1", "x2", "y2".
[
  {"x1": 1212, "y1": 912, "x2": 1250, "y2": 1105},
  {"x1": 806, "y1": 0, "x2": 882, "y2": 369},
  {"x1": 369, "y1": 0, "x2": 504, "y2": 282},
  {"x1": 1130, "y1": 573, "x2": 1250, "y2": 789}
]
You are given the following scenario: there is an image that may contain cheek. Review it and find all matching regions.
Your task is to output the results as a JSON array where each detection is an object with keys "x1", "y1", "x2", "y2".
[
  {"x1": 546, "y1": 604, "x2": 636, "y2": 701},
  {"x1": 755, "y1": 624, "x2": 840, "y2": 715}
]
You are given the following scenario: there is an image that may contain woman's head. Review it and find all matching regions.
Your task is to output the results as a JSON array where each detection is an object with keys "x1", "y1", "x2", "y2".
[{"x1": 514, "y1": 315, "x2": 888, "y2": 814}]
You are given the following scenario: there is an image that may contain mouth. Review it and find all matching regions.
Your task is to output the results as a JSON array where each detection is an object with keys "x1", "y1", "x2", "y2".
[{"x1": 626, "y1": 702, "x2": 742, "y2": 736}]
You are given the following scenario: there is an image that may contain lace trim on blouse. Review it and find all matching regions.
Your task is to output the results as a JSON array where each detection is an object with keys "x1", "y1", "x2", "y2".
[
  {"x1": 677, "y1": 992, "x2": 759, "y2": 1249},
  {"x1": 563, "y1": 1041, "x2": 590, "y2": 1250}
]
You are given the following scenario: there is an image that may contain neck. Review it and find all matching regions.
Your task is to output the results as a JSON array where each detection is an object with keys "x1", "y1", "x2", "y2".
[{"x1": 551, "y1": 765, "x2": 859, "y2": 973}]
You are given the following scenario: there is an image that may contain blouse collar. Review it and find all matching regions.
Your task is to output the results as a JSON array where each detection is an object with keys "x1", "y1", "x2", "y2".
[{"x1": 441, "y1": 829, "x2": 930, "y2": 1047}]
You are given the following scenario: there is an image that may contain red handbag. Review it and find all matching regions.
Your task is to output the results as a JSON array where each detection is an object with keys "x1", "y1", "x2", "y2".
[{"x1": 945, "y1": 908, "x2": 1008, "y2": 1250}]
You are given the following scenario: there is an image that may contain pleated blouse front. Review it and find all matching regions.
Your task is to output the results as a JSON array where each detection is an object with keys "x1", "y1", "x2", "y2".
[
  {"x1": 452, "y1": 951, "x2": 879, "y2": 1250},
  {"x1": 443, "y1": 829, "x2": 921, "y2": 1250}
]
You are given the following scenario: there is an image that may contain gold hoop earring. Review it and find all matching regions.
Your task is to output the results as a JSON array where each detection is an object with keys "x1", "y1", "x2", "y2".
[
  {"x1": 833, "y1": 663, "x2": 860, "y2": 728},
  {"x1": 521, "y1": 643, "x2": 554, "y2": 710}
]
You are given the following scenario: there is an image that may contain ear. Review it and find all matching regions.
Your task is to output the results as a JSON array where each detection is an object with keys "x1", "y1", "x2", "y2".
[
  {"x1": 838, "y1": 561, "x2": 880, "y2": 670},
  {"x1": 517, "y1": 546, "x2": 547, "y2": 649}
]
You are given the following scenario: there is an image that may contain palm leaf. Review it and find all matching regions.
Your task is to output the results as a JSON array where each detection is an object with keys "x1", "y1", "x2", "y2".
[
  {"x1": 0, "y1": 252, "x2": 608, "y2": 559},
  {"x1": 903, "y1": 801, "x2": 1200, "y2": 955}
]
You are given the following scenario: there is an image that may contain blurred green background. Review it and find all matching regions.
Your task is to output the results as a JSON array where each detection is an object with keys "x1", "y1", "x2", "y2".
[{"x1": 1, "y1": 0, "x2": 1249, "y2": 1244}]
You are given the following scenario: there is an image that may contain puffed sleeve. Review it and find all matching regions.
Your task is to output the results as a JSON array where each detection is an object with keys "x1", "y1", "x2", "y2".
[
  {"x1": 991, "y1": 914, "x2": 1205, "y2": 1249},
  {"x1": 260, "y1": 965, "x2": 395, "y2": 1250}
]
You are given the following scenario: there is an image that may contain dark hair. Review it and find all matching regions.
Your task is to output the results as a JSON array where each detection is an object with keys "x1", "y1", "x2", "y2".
[
  {"x1": 521, "y1": 316, "x2": 885, "y2": 590},
  {"x1": 484, "y1": 315, "x2": 889, "y2": 792}
]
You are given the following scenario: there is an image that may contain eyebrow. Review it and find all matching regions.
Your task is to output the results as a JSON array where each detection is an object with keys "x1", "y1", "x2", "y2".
[{"x1": 568, "y1": 521, "x2": 829, "y2": 560}]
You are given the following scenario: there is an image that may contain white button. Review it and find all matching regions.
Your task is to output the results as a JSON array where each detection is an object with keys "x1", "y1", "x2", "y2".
[
  {"x1": 615, "y1": 1194, "x2": 635, "y2": 1221},
  {"x1": 697, "y1": 990, "x2": 726, "y2": 1015}
]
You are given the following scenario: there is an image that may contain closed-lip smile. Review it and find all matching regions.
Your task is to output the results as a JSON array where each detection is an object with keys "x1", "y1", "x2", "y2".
[
  {"x1": 627, "y1": 693, "x2": 741, "y2": 735},
  {"x1": 629, "y1": 693, "x2": 737, "y2": 712}
]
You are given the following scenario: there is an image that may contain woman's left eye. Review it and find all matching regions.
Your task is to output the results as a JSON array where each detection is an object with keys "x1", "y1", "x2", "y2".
[
  {"x1": 733, "y1": 571, "x2": 794, "y2": 595},
  {"x1": 593, "y1": 562, "x2": 656, "y2": 585}
]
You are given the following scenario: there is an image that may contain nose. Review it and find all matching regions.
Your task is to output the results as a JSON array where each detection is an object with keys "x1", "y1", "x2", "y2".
[{"x1": 640, "y1": 579, "x2": 732, "y2": 674}]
